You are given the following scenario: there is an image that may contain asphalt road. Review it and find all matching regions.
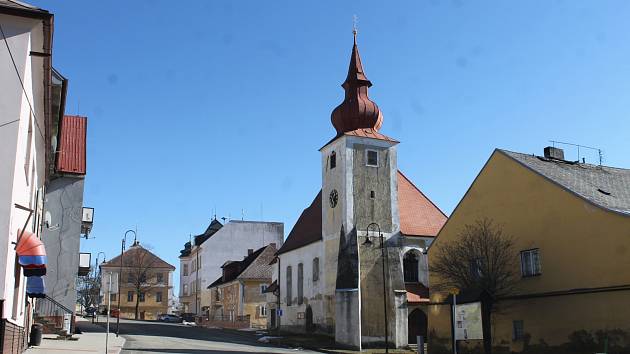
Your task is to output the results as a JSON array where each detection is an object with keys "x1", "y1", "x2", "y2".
[{"x1": 111, "y1": 319, "x2": 320, "y2": 354}]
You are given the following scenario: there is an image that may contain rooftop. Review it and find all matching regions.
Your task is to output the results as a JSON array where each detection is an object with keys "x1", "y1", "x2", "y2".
[{"x1": 501, "y1": 149, "x2": 630, "y2": 216}]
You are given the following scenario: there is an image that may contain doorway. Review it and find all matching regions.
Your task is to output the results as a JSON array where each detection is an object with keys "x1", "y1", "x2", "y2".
[{"x1": 408, "y1": 308, "x2": 428, "y2": 344}]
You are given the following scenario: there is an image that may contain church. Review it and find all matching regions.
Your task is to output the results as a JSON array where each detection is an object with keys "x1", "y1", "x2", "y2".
[{"x1": 273, "y1": 33, "x2": 447, "y2": 349}]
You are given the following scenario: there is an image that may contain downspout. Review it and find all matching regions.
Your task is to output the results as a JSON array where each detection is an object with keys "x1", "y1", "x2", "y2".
[{"x1": 42, "y1": 14, "x2": 53, "y2": 182}]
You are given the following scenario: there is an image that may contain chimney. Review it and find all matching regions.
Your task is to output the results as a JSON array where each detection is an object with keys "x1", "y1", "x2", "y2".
[
  {"x1": 247, "y1": 249, "x2": 254, "y2": 256},
  {"x1": 544, "y1": 146, "x2": 564, "y2": 160}
]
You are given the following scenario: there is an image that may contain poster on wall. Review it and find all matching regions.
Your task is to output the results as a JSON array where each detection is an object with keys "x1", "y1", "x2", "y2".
[{"x1": 454, "y1": 302, "x2": 483, "y2": 340}]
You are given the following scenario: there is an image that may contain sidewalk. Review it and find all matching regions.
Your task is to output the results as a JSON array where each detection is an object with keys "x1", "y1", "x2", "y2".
[
  {"x1": 24, "y1": 317, "x2": 125, "y2": 354},
  {"x1": 261, "y1": 331, "x2": 417, "y2": 354}
]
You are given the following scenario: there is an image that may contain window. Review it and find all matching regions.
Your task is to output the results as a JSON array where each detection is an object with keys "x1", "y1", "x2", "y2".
[
  {"x1": 403, "y1": 252, "x2": 419, "y2": 283},
  {"x1": 183, "y1": 264, "x2": 188, "y2": 276},
  {"x1": 261, "y1": 285, "x2": 267, "y2": 294},
  {"x1": 470, "y1": 258, "x2": 483, "y2": 279},
  {"x1": 157, "y1": 273, "x2": 164, "y2": 283},
  {"x1": 259, "y1": 305, "x2": 267, "y2": 317},
  {"x1": 286, "y1": 266, "x2": 292, "y2": 306},
  {"x1": 183, "y1": 284, "x2": 188, "y2": 296},
  {"x1": 127, "y1": 273, "x2": 135, "y2": 283},
  {"x1": 156, "y1": 291, "x2": 163, "y2": 303},
  {"x1": 127, "y1": 291, "x2": 134, "y2": 302},
  {"x1": 139, "y1": 273, "x2": 147, "y2": 283},
  {"x1": 297, "y1": 263, "x2": 304, "y2": 305},
  {"x1": 139, "y1": 292, "x2": 145, "y2": 302},
  {"x1": 312, "y1": 258, "x2": 320, "y2": 282},
  {"x1": 520, "y1": 249, "x2": 541, "y2": 277},
  {"x1": 330, "y1": 151, "x2": 336, "y2": 169},
  {"x1": 366, "y1": 150, "x2": 378, "y2": 167},
  {"x1": 192, "y1": 259, "x2": 197, "y2": 272},
  {"x1": 110, "y1": 293, "x2": 116, "y2": 302},
  {"x1": 513, "y1": 320, "x2": 524, "y2": 341}
]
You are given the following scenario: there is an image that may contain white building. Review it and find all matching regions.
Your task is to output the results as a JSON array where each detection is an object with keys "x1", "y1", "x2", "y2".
[
  {"x1": 1, "y1": 1, "x2": 67, "y2": 351},
  {"x1": 273, "y1": 35, "x2": 447, "y2": 350},
  {"x1": 178, "y1": 219, "x2": 283, "y2": 315}
]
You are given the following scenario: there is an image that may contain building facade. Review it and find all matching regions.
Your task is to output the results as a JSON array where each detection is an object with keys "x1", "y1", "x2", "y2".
[
  {"x1": 100, "y1": 243, "x2": 175, "y2": 320},
  {"x1": 0, "y1": 1, "x2": 67, "y2": 351},
  {"x1": 178, "y1": 219, "x2": 283, "y2": 315},
  {"x1": 274, "y1": 34, "x2": 446, "y2": 350},
  {"x1": 40, "y1": 115, "x2": 91, "y2": 314},
  {"x1": 207, "y1": 244, "x2": 277, "y2": 329},
  {"x1": 428, "y1": 147, "x2": 630, "y2": 353}
]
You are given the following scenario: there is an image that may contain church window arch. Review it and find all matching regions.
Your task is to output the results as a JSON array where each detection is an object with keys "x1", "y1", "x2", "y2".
[{"x1": 403, "y1": 250, "x2": 420, "y2": 283}]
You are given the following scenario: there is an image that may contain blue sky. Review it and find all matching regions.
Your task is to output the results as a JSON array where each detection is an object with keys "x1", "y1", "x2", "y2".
[{"x1": 35, "y1": 1, "x2": 630, "y2": 290}]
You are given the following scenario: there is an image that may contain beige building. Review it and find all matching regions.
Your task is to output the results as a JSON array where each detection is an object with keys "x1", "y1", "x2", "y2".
[
  {"x1": 207, "y1": 244, "x2": 277, "y2": 329},
  {"x1": 101, "y1": 242, "x2": 175, "y2": 320},
  {"x1": 428, "y1": 147, "x2": 630, "y2": 353}
]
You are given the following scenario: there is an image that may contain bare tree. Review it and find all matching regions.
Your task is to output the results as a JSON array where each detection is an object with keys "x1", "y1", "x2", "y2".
[
  {"x1": 123, "y1": 245, "x2": 161, "y2": 320},
  {"x1": 77, "y1": 272, "x2": 100, "y2": 311},
  {"x1": 431, "y1": 218, "x2": 519, "y2": 354}
]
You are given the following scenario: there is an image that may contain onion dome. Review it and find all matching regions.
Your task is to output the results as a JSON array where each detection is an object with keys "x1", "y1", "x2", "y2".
[{"x1": 331, "y1": 33, "x2": 383, "y2": 135}]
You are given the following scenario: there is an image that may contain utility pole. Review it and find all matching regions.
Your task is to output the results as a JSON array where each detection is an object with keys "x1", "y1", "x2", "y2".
[{"x1": 106, "y1": 272, "x2": 112, "y2": 354}]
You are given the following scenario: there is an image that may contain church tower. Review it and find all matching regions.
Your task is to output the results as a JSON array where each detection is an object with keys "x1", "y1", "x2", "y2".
[{"x1": 320, "y1": 32, "x2": 407, "y2": 349}]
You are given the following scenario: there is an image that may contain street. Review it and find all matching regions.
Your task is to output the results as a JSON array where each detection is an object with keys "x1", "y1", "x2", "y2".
[{"x1": 110, "y1": 319, "x2": 320, "y2": 354}]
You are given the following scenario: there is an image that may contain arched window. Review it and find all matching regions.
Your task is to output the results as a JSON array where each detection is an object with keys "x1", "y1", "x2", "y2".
[
  {"x1": 403, "y1": 251, "x2": 419, "y2": 283},
  {"x1": 330, "y1": 151, "x2": 336, "y2": 169},
  {"x1": 312, "y1": 257, "x2": 320, "y2": 282}
]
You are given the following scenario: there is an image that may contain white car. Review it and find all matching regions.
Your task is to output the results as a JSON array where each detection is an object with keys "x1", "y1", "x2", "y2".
[{"x1": 158, "y1": 314, "x2": 182, "y2": 323}]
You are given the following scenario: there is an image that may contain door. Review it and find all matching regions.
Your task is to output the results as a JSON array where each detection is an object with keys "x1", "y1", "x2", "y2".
[
  {"x1": 408, "y1": 308, "x2": 428, "y2": 344},
  {"x1": 270, "y1": 307, "x2": 276, "y2": 329}
]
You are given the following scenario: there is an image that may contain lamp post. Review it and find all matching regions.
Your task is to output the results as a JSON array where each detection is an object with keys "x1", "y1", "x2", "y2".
[
  {"x1": 116, "y1": 229, "x2": 136, "y2": 337},
  {"x1": 362, "y1": 222, "x2": 389, "y2": 353},
  {"x1": 94, "y1": 252, "x2": 106, "y2": 324}
]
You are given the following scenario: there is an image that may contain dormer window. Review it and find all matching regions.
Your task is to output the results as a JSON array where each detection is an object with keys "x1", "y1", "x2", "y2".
[
  {"x1": 330, "y1": 151, "x2": 336, "y2": 169},
  {"x1": 366, "y1": 150, "x2": 378, "y2": 167}
]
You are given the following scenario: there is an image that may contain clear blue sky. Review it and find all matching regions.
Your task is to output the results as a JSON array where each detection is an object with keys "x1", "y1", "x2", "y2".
[{"x1": 35, "y1": 1, "x2": 630, "y2": 290}]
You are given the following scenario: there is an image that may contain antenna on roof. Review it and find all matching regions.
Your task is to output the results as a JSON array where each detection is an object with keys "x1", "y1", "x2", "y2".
[
  {"x1": 549, "y1": 140, "x2": 603, "y2": 166},
  {"x1": 241, "y1": 209, "x2": 245, "y2": 221}
]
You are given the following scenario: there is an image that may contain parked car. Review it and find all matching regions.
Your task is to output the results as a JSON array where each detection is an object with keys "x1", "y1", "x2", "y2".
[
  {"x1": 158, "y1": 314, "x2": 182, "y2": 323},
  {"x1": 180, "y1": 313, "x2": 196, "y2": 323},
  {"x1": 83, "y1": 307, "x2": 97, "y2": 318}
]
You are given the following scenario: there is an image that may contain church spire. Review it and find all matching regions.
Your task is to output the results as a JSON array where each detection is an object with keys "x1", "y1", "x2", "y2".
[{"x1": 331, "y1": 32, "x2": 383, "y2": 135}]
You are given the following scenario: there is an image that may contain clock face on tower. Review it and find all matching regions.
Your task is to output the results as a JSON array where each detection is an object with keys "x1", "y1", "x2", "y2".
[{"x1": 329, "y1": 189, "x2": 338, "y2": 208}]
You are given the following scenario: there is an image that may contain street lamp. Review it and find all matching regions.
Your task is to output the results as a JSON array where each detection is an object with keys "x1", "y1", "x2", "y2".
[
  {"x1": 116, "y1": 229, "x2": 136, "y2": 337},
  {"x1": 362, "y1": 222, "x2": 389, "y2": 353}
]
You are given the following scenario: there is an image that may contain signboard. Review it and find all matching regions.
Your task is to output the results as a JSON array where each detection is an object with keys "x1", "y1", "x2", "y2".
[
  {"x1": 82, "y1": 207, "x2": 94, "y2": 223},
  {"x1": 454, "y1": 302, "x2": 483, "y2": 340},
  {"x1": 297, "y1": 312, "x2": 305, "y2": 319},
  {"x1": 277, "y1": 309, "x2": 283, "y2": 317}
]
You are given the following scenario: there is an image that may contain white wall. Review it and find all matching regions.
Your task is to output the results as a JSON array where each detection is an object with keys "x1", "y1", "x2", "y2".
[
  {"x1": 0, "y1": 13, "x2": 47, "y2": 327},
  {"x1": 278, "y1": 240, "x2": 325, "y2": 331},
  {"x1": 195, "y1": 221, "x2": 283, "y2": 313}
]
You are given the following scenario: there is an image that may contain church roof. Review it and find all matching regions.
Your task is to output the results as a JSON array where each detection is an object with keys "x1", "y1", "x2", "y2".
[
  {"x1": 276, "y1": 191, "x2": 322, "y2": 255},
  {"x1": 277, "y1": 171, "x2": 446, "y2": 255},
  {"x1": 330, "y1": 34, "x2": 383, "y2": 136},
  {"x1": 398, "y1": 171, "x2": 448, "y2": 237}
]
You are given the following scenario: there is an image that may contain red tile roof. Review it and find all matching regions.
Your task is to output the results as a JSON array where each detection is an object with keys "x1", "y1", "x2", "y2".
[
  {"x1": 406, "y1": 283, "x2": 430, "y2": 304},
  {"x1": 320, "y1": 128, "x2": 398, "y2": 150},
  {"x1": 278, "y1": 171, "x2": 446, "y2": 254},
  {"x1": 56, "y1": 115, "x2": 86, "y2": 175},
  {"x1": 276, "y1": 191, "x2": 322, "y2": 255},
  {"x1": 397, "y1": 171, "x2": 447, "y2": 237}
]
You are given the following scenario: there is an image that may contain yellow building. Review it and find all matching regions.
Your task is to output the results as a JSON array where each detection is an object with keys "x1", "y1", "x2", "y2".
[
  {"x1": 428, "y1": 147, "x2": 630, "y2": 353},
  {"x1": 207, "y1": 244, "x2": 277, "y2": 329},
  {"x1": 101, "y1": 242, "x2": 175, "y2": 320}
]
